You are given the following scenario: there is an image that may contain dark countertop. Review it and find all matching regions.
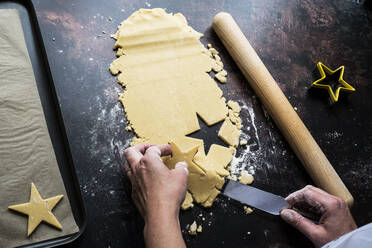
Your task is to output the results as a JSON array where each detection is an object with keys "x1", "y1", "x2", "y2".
[{"x1": 31, "y1": 0, "x2": 372, "y2": 247}]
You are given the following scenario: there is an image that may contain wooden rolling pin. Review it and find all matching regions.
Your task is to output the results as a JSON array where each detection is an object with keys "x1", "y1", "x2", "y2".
[{"x1": 213, "y1": 12, "x2": 354, "y2": 207}]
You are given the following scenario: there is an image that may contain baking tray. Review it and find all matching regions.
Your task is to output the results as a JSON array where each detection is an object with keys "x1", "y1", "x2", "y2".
[{"x1": 0, "y1": 0, "x2": 87, "y2": 247}]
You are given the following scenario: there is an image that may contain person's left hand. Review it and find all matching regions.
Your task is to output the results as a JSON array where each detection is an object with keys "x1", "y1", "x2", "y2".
[
  {"x1": 280, "y1": 185, "x2": 357, "y2": 248},
  {"x1": 124, "y1": 144, "x2": 188, "y2": 222}
]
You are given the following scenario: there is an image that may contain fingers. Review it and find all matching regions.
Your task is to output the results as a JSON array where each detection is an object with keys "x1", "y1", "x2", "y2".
[
  {"x1": 285, "y1": 185, "x2": 335, "y2": 213},
  {"x1": 124, "y1": 144, "x2": 150, "y2": 217},
  {"x1": 124, "y1": 144, "x2": 147, "y2": 169},
  {"x1": 123, "y1": 161, "x2": 132, "y2": 175},
  {"x1": 124, "y1": 144, "x2": 160, "y2": 171},
  {"x1": 171, "y1": 161, "x2": 189, "y2": 196},
  {"x1": 145, "y1": 144, "x2": 172, "y2": 157},
  {"x1": 125, "y1": 144, "x2": 171, "y2": 166},
  {"x1": 140, "y1": 145, "x2": 172, "y2": 171},
  {"x1": 280, "y1": 208, "x2": 322, "y2": 240},
  {"x1": 158, "y1": 144, "x2": 172, "y2": 156},
  {"x1": 306, "y1": 186, "x2": 348, "y2": 211},
  {"x1": 174, "y1": 161, "x2": 189, "y2": 176}
]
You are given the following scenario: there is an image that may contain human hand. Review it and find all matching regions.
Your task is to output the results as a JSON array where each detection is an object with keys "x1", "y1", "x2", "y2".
[
  {"x1": 124, "y1": 144, "x2": 188, "y2": 222},
  {"x1": 280, "y1": 185, "x2": 357, "y2": 248}
]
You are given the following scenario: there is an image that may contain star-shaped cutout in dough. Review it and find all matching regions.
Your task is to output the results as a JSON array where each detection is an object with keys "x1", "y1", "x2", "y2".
[
  {"x1": 8, "y1": 183, "x2": 63, "y2": 236},
  {"x1": 311, "y1": 62, "x2": 355, "y2": 102},
  {"x1": 187, "y1": 115, "x2": 226, "y2": 153},
  {"x1": 165, "y1": 142, "x2": 206, "y2": 175}
]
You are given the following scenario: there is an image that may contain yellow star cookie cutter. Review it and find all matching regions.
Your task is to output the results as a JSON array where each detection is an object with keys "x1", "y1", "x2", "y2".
[{"x1": 311, "y1": 62, "x2": 355, "y2": 102}]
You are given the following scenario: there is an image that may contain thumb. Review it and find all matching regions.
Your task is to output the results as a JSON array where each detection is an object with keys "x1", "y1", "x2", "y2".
[
  {"x1": 172, "y1": 162, "x2": 188, "y2": 186},
  {"x1": 280, "y1": 209, "x2": 321, "y2": 239}
]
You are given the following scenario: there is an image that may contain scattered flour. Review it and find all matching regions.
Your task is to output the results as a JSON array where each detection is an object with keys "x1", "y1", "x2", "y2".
[
  {"x1": 228, "y1": 98, "x2": 264, "y2": 178},
  {"x1": 326, "y1": 131, "x2": 343, "y2": 139}
]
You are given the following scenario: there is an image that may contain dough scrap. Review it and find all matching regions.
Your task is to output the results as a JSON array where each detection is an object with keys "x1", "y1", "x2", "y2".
[
  {"x1": 227, "y1": 174, "x2": 238, "y2": 181},
  {"x1": 228, "y1": 109, "x2": 239, "y2": 123},
  {"x1": 197, "y1": 225, "x2": 203, "y2": 233},
  {"x1": 219, "y1": 100, "x2": 242, "y2": 146},
  {"x1": 239, "y1": 171, "x2": 254, "y2": 185},
  {"x1": 200, "y1": 144, "x2": 236, "y2": 177},
  {"x1": 227, "y1": 100, "x2": 241, "y2": 113},
  {"x1": 215, "y1": 70, "x2": 227, "y2": 83},
  {"x1": 243, "y1": 206, "x2": 254, "y2": 214},
  {"x1": 240, "y1": 139, "x2": 248, "y2": 145},
  {"x1": 110, "y1": 8, "x2": 242, "y2": 208},
  {"x1": 209, "y1": 47, "x2": 218, "y2": 55},
  {"x1": 181, "y1": 191, "x2": 194, "y2": 210},
  {"x1": 189, "y1": 221, "x2": 197, "y2": 235},
  {"x1": 218, "y1": 118, "x2": 241, "y2": 147},
  {"x1": 212, "y1": 60, "x2": 224, "y2": 72},
  {"x1": 8, "y1": 183, "x2": 63, "y2": 236}
]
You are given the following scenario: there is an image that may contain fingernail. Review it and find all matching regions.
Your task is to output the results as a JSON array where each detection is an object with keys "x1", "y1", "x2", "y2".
[
  {"x1": 175, "y1": 161, "x2": 188, "y2": 167},
  {"x1": 175, "y1": 162, "x2": 188, "y2": 175},
  {"x1": 280, "y1": 209, "x2": 293, "y2": 222}
]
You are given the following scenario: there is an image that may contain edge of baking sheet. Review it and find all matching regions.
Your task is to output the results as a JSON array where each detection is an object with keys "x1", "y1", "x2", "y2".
[{"x1": 0, "y1": 0, "x2": 87, "y2": 247}]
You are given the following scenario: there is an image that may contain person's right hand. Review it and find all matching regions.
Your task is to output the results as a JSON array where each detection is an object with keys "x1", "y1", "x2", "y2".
[
  {"x1": 124, "y1": 144, "x2": 188, "y2": 221},
  {"x1": 280, "y1": 185, "x2": 357, "y2": 248},
  {"x1": 124, "y1": 144, "x2": 188, "y2": 248}
]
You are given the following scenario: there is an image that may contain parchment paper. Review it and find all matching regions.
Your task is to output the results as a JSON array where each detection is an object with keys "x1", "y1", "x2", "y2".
[{"x1": 0, "y1": 9, "x2": 79, "y2": 247}]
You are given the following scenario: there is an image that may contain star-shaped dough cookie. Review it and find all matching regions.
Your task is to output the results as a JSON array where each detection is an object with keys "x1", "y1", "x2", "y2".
[
  {"x1": 165, "y1": 142, "x2": 206, "y2": 175},
  {"x1": 311, "y1": 62, "x2": 355, "y2": 102},
  {"x1": 8, "y1": 183, "x2": 63, "y2": 236}
]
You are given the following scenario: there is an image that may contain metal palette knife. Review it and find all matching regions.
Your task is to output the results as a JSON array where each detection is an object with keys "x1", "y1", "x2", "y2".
[{"x1": 222, "y1": 180, "x2": 289, "y2": 215}]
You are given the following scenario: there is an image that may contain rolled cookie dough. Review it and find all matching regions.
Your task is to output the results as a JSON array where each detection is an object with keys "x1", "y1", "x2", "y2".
[
  {"x1": 110, "y1": 8, "x2": 228, "y2": 146},
  {"x1": 110, "y1": 8, "x2": 242, "y2": 207}
]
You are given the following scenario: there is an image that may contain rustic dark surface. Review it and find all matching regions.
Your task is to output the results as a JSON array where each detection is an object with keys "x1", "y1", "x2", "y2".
[{"x1": 30, "y1": 0, "x2": 372, "y2": 247}]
